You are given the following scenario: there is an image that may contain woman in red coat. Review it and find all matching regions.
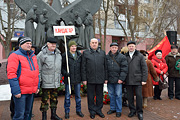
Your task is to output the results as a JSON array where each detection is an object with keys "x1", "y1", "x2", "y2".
[{"x1": 151, "y1": 50, "x2": 168, "y2": 100}]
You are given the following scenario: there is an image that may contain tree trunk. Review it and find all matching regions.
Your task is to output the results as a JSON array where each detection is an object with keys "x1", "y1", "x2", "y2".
[{"x1": 4, "y1": 45, "x2": 11, "y2": 58}]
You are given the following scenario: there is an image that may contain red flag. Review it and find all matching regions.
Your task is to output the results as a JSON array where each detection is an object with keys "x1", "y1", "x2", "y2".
[{"x1": 148, "y1": 36, "x2": 171, "y2": 60}]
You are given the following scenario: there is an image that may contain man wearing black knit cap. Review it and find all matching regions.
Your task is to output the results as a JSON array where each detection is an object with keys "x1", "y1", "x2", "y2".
[
  {"x1": 125, "y1": 41, "x2": 148, "y2": 120},
  {"x1": 7, "y1": 37, "x2": 40, "y2": 120}
]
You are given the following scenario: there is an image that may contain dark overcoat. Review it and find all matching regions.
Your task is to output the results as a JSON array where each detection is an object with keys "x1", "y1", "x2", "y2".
[{"x1": 125, "y1": 50, "x2": 148, "y2": 85}]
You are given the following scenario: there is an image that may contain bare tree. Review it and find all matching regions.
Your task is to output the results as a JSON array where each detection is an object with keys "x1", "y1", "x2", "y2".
[
  {"x1": 112, "y1": 0, "x2": 180, "y2": 49},
  {"x1": 0, "y1": 0, "x2": 20, "y2": 58}
]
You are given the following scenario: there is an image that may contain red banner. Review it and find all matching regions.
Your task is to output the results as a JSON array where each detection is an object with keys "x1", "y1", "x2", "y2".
[{"x1": 148, "y1": 36, "x2": 171, "y2": 60}]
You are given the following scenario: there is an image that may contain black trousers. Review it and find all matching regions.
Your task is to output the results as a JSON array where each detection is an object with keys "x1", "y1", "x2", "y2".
[
  {"x1": 87, "y1": 84, "x2": 103, "y2": 114},
  {"x1": 154, "y1": 85, "x2": 162, "y2": 98},
  {"x1": 168, "y1": 77, "x2": 180, "y2": 99},
  {"x1": 126, "y1": 85, "x2": 143, "y2": 114}
]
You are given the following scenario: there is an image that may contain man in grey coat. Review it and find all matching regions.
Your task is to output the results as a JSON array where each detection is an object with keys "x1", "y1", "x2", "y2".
[
  {"x1": 37, "y1": 37, "x2": 62, "y2": 120},
  {"x1": 125, "y1": 41, "x2": 148, "y2": 120}
]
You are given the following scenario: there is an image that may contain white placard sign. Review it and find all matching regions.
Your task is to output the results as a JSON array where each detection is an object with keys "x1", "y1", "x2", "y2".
[{"x1": 53, "y1": 26, "x2": 76, "y2": 36}]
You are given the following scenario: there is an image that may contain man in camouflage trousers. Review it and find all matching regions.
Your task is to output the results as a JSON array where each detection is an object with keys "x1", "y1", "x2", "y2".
[{"x1": 37, "y1": 37, "x2": 62, "y2": 120}]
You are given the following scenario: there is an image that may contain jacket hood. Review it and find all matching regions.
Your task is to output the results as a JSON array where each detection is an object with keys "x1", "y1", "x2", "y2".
[{"x1": 19, "y1": 47, "x2": 34, "y2": 56}]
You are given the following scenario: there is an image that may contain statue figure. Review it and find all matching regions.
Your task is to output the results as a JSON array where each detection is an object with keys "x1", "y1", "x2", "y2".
[
  {"x1": 47, "y1": 23, "x2": 54, "y2": 38},
  {"x1": 35, "y1": 9, "x2": 48, "y2": 47},
  {"x1": 84, "y1": 9, "x2": 94, "y2": 49},
  {"x1": 24, "y1": 5, "x2": 37, "y2": 44},
  {"x1": 67, "y1": 21, "x2": 79, "y2": 43},
  {"x1": 74, "y1": 12, "x2": 84, "y2": 47}
]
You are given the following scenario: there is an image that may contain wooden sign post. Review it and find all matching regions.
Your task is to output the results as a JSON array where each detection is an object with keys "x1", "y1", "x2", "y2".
[{"x1": 53, "y1": 26, "x2": 76, "y2": 94}]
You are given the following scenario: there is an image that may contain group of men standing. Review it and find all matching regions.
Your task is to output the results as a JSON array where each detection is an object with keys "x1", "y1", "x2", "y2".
[{"x1": 12, "y1": 36, "x2": 180, "y2": 120}]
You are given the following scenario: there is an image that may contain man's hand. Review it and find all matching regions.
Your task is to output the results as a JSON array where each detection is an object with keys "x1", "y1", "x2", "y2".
[
  {"x1": 160, "y1": 71, "x2": 163, "y2": 75},
  {"x1": 142, "y1": 82, "x2": 146, "y2": 85},
  {"x1": 104, "y1": 80, "x2": 108, "y2": 84},
  {"x1": 118, "y1": 80, "x2": 123, "y2": 84},
  {"x1": 15, "y1": 94, "x2": 21, "y2": 98},
  {"x1": 83, "y1": 81, "x2": 87, "y2": 85},
  {"x1": 35, "y1": 89, "x2": 39, "y2": 94}
]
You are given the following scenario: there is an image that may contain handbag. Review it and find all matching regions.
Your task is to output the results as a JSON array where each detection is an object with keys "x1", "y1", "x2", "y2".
[{"x1": 159, "y1": 75, "x2": 169, "y2": 90}]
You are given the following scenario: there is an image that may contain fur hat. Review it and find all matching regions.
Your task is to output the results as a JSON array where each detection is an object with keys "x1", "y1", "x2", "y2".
[
  {"x1": 120, "y1": 46, "x2": 128, "y2": 54},
  {"x1": 171, "y1": 45, "x2": 178, "y2": 49},
  {"x1": 140, "y1": 50, "x2": 148, "y2": 56},
  {"x1": 68, "y1": 41, "x2": 77, "y2": 48},
  {"x1": 155, "y1": 50, "x2": 162, "y2": 55}
]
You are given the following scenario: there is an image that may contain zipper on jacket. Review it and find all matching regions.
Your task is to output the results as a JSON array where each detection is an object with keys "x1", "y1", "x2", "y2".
[
  {"x1": 54, "y1": 53, "x2": 56, "y2": 88},
  {"x1": 28, "y1": 52, "x2": 34, "y2": 71}
]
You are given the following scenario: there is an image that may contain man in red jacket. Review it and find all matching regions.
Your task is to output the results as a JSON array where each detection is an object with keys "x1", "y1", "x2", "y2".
[{"x1": 7, "y1": 37, "x2": 40, "y2": 120}]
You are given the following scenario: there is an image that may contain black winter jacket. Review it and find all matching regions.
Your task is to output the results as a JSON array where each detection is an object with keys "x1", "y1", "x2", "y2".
[
  {"x1": 125, "y1": 50, "x2": 148, "y2": 85},
  {"x1": 62, "y1": 51, "x2": 82, "y2": 85},
  {"x1": 106, "y1": 51, "x2": 128, "y2": 83},
  {"x1": 82, "y1": 48, "x2": 107, "y2": 84}
]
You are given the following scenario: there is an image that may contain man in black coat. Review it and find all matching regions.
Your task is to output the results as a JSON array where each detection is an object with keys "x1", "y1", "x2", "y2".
[
  {"x1": 62, "y1": 41, "x2": 84, "y2": 119},
  {"x1": 82, "y1": 38, "x2": 107, "y2": 119},
  {"x1": 106, "y1": 43, "x2": 128, "y2": 117},
  {"x1": 125, "y1": 41, "x2": 148, "y2": 120}
]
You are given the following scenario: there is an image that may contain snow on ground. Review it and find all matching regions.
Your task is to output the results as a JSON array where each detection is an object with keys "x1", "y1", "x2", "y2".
[{"x1": 0, "y1": 84, "x2": 11, "y2": 101}]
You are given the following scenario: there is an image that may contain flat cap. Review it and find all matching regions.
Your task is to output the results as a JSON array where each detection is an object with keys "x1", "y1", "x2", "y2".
[
  {"x1": 127, "y1": 41, "x2": 136, "y2": 46},
  {"x1": 47, "y1": 37, "x2": 57, "y2": 43},
  {"x1": 110, "y1": 42, "x2": 118, "y2": 47}
]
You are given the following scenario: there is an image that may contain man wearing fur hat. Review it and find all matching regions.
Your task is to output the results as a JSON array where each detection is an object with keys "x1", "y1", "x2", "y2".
[
  {"x1": 37, "y1": 37, "x2": 62, "y2": 120},
  {"x1": 125, "y1": 41, "x2": 148, "y2": 120},
  {"x1": 165, "y1": 45, "x2": 180, "y2": 100},
  {"x1": 106, "y1": 43, "x2": 128, "y2": 117},
  {"x1": 62, "y1": 41, "x2": 84, "y2": 119}
]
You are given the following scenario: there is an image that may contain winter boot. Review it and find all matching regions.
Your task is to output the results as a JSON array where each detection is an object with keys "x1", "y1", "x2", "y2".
[
  {"x1": 42, "y1": 112, "x2": 47, "y2": 120},
  {"x1": 51, "y1": 108, "x2": 62, "y2": 120}
]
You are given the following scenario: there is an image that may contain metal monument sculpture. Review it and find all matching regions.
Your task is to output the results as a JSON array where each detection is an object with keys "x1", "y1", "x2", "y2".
[{"x1": 14, "y1": 0, "x2": 102, "y2": 49}]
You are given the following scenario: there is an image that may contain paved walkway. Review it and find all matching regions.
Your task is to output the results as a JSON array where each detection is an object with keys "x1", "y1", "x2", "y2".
[{"x1": 0, "y1": 89, "x2": 180, "y2": 120}]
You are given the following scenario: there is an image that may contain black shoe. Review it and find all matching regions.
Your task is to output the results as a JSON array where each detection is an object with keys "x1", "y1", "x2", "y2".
[
  {"x1": 42, "y1": 112, "x2": 47, "y2": 120},
  {"x1": 96, "y1": 112, "x2": 105, "y2": 118},
  {"x1": 116, "y1": 112, "x2": 121, "y2": 117},
  {"x1": 128, "y1": 112, "x2": 136, "y2": 117},
  {"x1": 157, "y1": 97, "x2": 162, "y2": 100},
  {"x1": 76, "y1": 111, "x2": 84, "y2": 117},
  {"x1": 90, "y1": 114, "x2": 95, "y2": 119},
  {"x1": 153, "y1": 96, "x2": 157, "y2": 100},
  {"x1": 138, "y1": 114, "x2": 143, "y2": 120},
  {"x1": 65, "y1": 113, "x2": 69, "y2": 119},
  {"x1": 107, "y1": 110, "x2": 116, "y2": 114}
]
